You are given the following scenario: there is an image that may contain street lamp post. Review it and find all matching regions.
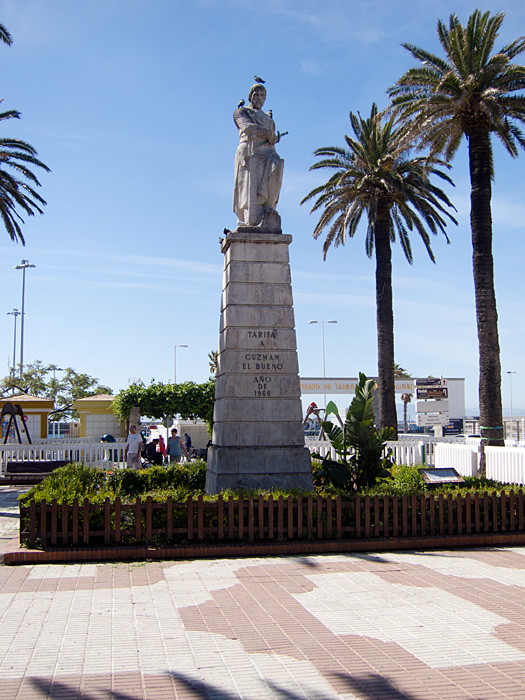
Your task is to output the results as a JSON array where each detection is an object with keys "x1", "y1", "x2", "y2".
[
  {"x1": 174, "y1": 344, "x2": 188, "y2": 384},
  {"x1": 507, "y1": 371, "x2": 517, "y2": 417},
  {"x1": 13, "y1": 259, "x2": 36, "y2": 378},
  {"x1": 308, "y1": 320, "x2": 338, "y2": 408},
  {"x1": 7, "y1": 309, "x2": 20, "y2": 378}
]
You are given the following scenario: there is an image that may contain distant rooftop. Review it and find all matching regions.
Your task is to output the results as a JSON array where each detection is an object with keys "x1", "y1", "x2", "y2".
[
  {"x1": 74, "y1": 394, "x2": 115, "y2": 402},
  {"x1": 2, "y1": 393, "x2": 53, "y2": 403}
]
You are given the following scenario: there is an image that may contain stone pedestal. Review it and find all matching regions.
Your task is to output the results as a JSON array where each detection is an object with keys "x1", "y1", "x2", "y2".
[{"x1": 206, "y1": 229, "x2": 313, "y2": 493}]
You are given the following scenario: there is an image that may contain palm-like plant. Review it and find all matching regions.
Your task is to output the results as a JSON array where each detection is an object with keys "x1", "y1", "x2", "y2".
[
  {"x1": 316, "y1": 373, "x2": 395, "y2": 492},
  {"x1": 0, "y1": 22, "x2": 12, "y2": 46},
  {"x1": 301, "y1": 104, "x2": 456, "y2": 437},
  {"x1": 0, "y1": 109, "x2": 50, "y2": 244},
  {"x1": 388, "y1": 10, "x2": 525, "y2": 447},
  {"x1": 208, "y1": 350, "x2": 218, "y2": 377},
  {"x1": 400, "y1": 393, "x2": 413, "y2": 433}
]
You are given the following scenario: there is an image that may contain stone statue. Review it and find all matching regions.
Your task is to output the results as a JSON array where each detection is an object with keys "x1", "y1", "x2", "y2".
[{"x1": 233, "y1": 83, "x2": 284, "y2": 230}]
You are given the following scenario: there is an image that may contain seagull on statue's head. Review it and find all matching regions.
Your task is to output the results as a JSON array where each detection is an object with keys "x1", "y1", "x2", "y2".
[{"x1": 254, "y1": 75, "x2": 265, "y2": 84}]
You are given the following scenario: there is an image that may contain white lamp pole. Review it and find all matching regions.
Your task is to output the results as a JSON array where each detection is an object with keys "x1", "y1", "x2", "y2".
[
  {"x1": 14, "y1": 259, "x2": 36, "y2": 378},
  {"x1": 174, "y1": 344, "x2": 188, "y2": 384},
  {"x1": 7, "y1": 309, "x2": 20, "y2": 378},
  {"x1": 507, "y1": 371, "x2": 516, "y2": 417},
  {"x1": 308, "y1": 320, "x2": 338, "y2": 407}
]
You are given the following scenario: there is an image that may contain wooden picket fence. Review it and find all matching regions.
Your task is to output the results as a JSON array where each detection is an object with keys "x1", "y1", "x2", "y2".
[{"x1": 20, "y1": 490, "x2": 525, "y2": 549}]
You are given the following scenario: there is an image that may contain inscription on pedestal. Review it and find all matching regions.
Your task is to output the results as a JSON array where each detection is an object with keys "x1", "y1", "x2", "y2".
[
  {"x1": 254, "y1": 375, "x2": 272, "y2": 397},
  {"x1": 248, "y1": 329, "x2": 276, "y2": 347},
  {"x1": 206, "y1": 227, "x2": 313, "y2": 494},
  {"x1": 242, "y1": 354, "x2": 283, "y2": 371}
]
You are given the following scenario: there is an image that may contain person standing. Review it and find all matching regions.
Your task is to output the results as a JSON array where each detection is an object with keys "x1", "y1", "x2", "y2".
[
  {"x1": 184, "y1": 432, "x2": 192, "y2": 453},
  {"x1": 167, "y1": 428, "x2": 189, "y2": 463},
  {"x1": 158, "y1": 434, "x2": 166, "y2": 462},
  {"x1": 125, "y1": 424, "x2": 143, "y2": 470}
]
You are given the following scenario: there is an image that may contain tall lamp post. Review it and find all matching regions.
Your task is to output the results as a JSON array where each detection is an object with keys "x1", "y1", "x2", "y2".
[
  {"x1": 308, "y1": 320, "x2": 338, "y2": 408},
  {"x1": 7, "y1": 309, "x2": 20, "y2": 378},
  {"x1": 507, "y1": 371, "x2": 516, "y2": 417},
  {"x1": 174, "y1": 344, "x2": 188, "y2": 384},
  {"x1": 13, "y1": 259, "x2": 36, "y2": 378}
]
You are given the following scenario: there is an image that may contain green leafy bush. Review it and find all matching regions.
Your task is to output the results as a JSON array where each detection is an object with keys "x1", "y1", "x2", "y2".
[
  {"x1": 19, "y1": 460, "x2": 207, "y2": 506},
  {"x1": 20, "y1": 463, "x2": 108, "y2": 505},
  {"x1": 389, "y1": 464, "x2": 426, "y2": 494}
]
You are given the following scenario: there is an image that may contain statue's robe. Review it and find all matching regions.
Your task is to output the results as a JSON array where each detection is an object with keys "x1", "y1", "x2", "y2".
[{"x1": 233, "y1": 106, "x2": 284, "y2": 227}]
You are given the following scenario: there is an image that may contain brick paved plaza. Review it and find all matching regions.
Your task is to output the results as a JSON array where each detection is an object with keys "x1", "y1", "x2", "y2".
[{"x1": 2, "y1": 486, "x2": 525, "y2": 699}]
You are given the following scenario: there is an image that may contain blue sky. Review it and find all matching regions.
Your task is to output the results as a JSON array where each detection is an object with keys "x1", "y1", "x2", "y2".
[{"x1": 0, "y1": 0, "x2": 523, "y2": 416}]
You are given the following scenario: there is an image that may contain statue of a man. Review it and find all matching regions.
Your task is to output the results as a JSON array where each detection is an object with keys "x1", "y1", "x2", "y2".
[{"x1": 233, "y1": 83, "x2": 284, "y2": 229}]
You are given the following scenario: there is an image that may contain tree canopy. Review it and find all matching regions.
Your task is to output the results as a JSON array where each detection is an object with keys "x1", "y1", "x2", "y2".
[
  {"x1": 389, "y1": 9, "x2": 525, "y2": 447},
  {"x1": 302, "y1": 103, "x2": 456, "y2": 435},
  {"x1": 112, "y1": 380, "x2": 215, "y2": 430},
  {"x1": 0, "y1": 361, "x2": 112, "y2": 420},
  {"x1": 0, "y1": 23, "x2": 49, "y2": 243}
]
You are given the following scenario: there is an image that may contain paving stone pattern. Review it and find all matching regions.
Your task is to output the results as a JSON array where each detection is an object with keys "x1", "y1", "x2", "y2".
[{"x1": 1, "y1": 487, "x2": 525, "y2": 698}]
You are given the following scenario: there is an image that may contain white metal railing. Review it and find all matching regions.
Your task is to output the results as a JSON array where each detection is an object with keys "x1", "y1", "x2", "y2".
[
  {"x1": 385, "y1": 441, "x2": 426, "y2": 466},
  {"x1": 3, "y1": 436, "x2": 121, "y2": 445},
  {"x1": 307, "y1": 441, "x2": 338, "y2": 460},
  {"x1": 0, "y1": 441, "x2": 127, "y2": 475},
  {"x1": 307, "y1": 438, "x2": 479, "y2": 469},
  {"x1": 307, "y1": 440, "x2": 428, "y2": 466},
  {"x1": 397, "y1": 435, "x2": 463, "y2": 444},
  {"x1": 434, "y1": 443, "x2": 480, "y2": 477},
  {"x1": 485, "y1": 447, "x2": 525, "y2": 485},
  {"x1": 504, "y1": 440, "x2": 525, "y2": 449},
  {"x1": 307, "y1": 437, "x2": 525, "y2": 485}
]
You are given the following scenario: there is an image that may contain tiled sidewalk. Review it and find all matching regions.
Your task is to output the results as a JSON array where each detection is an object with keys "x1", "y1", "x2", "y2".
[
  {"x1": 1, "y1": 487, "x2": 525, "y2": 698},
  {"x1": 0, "y1": 486, "x2": 26, "y2": 557}
]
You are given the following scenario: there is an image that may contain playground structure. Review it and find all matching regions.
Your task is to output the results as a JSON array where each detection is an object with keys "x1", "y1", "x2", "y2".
[{"x1": 1, "y1": 402, "x2": 32, "y2": 444}]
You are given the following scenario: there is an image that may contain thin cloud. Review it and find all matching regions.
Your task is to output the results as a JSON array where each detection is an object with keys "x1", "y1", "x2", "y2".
[
  {"x1": 15, "y1": 247, "x2": 223, "y2": 277},
  {"x1": 301, "y1": 59, "x2": 324, "y2": 76}
]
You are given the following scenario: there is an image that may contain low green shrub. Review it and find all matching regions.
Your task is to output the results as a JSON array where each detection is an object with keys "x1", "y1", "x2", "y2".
[
  {"x1": 19, "y1": 460, "x2": 208, "y2": 506},
  {"x1": 20, "y1": 463, "x2": 108, "y2": 505},
  {"x1": 18, "y1": 460, "x2": 521, "y2": 508},
  {"x1": 389, "y1": 464, "x2": 426, "y2": 494}
]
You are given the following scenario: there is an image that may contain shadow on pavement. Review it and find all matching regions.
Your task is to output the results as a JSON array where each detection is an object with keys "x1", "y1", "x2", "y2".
[
  {"x1": 29, "y1": 669, "x2": 421, "y2": 699},
  {"x1": 335, "y1": 671, "x2": 419, "y2": 699}
]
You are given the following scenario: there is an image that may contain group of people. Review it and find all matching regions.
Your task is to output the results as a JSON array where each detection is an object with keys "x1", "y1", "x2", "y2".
[{"x1": 124, "y1": 425, "x2": 192, "y2": 470}]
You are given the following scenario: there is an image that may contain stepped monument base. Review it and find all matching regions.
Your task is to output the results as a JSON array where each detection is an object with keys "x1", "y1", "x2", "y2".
[{"x1": 205, "y1": 229, "x2": 313, "y2": 493}]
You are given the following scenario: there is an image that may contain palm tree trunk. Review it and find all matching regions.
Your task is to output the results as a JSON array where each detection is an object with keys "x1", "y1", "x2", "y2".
[
  {"x1": 375, "y1": 206, "x2": 398, "y2": 438},
  {"x1": 468, "y1": 131, "x2": 504, "y2": 449}
]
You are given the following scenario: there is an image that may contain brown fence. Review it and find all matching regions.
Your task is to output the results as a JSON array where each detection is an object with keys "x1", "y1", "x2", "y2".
[{"x1": 20, "y1": 490, "x2": 525, "y2": 549}]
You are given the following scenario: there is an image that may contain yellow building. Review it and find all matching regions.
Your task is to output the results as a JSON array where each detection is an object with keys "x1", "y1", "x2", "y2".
[
  {"x1": 73, "y1": 394, "x2": 125, "y2": 439},
  {"x1": 0, "y1": 394, "x2": 54, "y2": 441}
]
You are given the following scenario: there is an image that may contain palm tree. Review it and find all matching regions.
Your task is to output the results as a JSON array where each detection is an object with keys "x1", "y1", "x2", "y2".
[
  {"x1": 395, "y1": 364, "x2": 413, "y2": 432},
  {"x1": 0, "y1": 24, "x2": 49, "y2": 243},
  {"x1": 400, "y1": 393, "x2": 413, "y2": 433},
  {"x1": 394, "y1": 363, "x2": 411, "y2": 379},
  {"x1": 388, "y1": 10, "x2": 525, "y2": 448},
  {"x1": 0, "y1": 23, "x2": 12, "y2": 46},
  {"x1": 208, "y1": 350, "x2": 218, "y2": 377},
  {"x1": 302, "y1": 104, "x2": 456, "y2": 438},
  {"x1": 0, "y1": 109, "x2": 50, "y2": 243}
]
